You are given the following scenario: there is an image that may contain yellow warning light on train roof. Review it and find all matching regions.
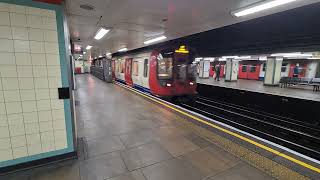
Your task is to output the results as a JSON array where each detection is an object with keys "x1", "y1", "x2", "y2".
[{"x1": 175, "y1": 45, "x2": 189, "y2": 54}]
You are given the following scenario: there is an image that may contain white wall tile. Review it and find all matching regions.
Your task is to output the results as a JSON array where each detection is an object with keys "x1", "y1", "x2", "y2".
[
  {"x1": 55, "y1": 140, "x2": 67, "y2": 150},
  {"x1": 42, "y1": 17, "x2": 56, "y2": 30},
  {"x1": 4, "y1": 90, "x2": 21, "y2": 102},
  {"x1": 35, "y1": 89, "x2": 50, "y2": 100},
  {"x1": 25, "y1": 122, "x2": 39, "y2": 134},
  {"x1": 51, "y1": 99, "x2": 64, "y2": 110},
  {"x1": 0, "y1": 26, "x2": 12, "y2": 39},
  {"x1": 0, "y1": 39, "x2": 14, "y2": 52},
  {"x1": 53, "y1": 120, "x2": 66, "y2": 130},
  {"x1": 0, "y1": 12, "x2": 10, "y2": 26},
  {"x1": 0, "y1": 115, "x2": 8, "y2": 126},
  {"x1": 41, "y1": 130, "x2": 54, "y2": 141},
  {"x1": 0, "y1": 52, "x2": 15, "y2": 65},
  {"x1": 26, "y1": 7, "x2": 42, "y2": 16},
  {"x1": 38, "y1": 110, "x2": 52, "y2": 122},
  {"x1": 14, "y1": 40, "x2": 30, "y2": 52},
  {"x1": 20, "y1": 90, "x2": 35, "y2": 101},
  {"x1": 11, "y1": 27, "x2": 29, "y2": 40},
  {"x1": 5, "y1": 102, "x2": 22, "y2": 114},
  {"x1": 10, "y1": 13, "x2": 27, "y2": 27},
  {"x1": 0, "y1": 3, "x2": 10, "y2": 12},
  {"x1": 28, "y1": 144, "x2": 42, "y2": 155},
  {"x1": 0, "y1": 138, "x2": 11, "y2": 150},
  {"x1": 9, "y1": 5, "x2": 26, "y2": 14},
  {"x1": 44, "y1": 30, "x2": 58, "y2": 42},
  {"x1": 26, "y1": 15, "x2": 42, "y2": 29},
  {"x1": 44, "y1": 42, "x2": 59, "y2": 54},
  {"x1": 18, "y1": 78, "x2": 34, "y2": 89},
  {"x1": 37, "y1": 100, "x2": 51, "y2": 111},
  {"x1": 12, "y1": 146, "x2": 28, "y2": 159},
  {"x1": 0, "y1": 65, "x2": 17, "y2": 77},
  {"x1": 0, "y1": 126, "x2": 10, "y2": 138},
  {"x1": 40, "y1": 121, "x2": 53, "y2": 133},
  {"x1": 7, "y1": 113, "x2": 23, "y2": 126},
  {"x1": 9, "y1": 124, "x2": 25, "y2": 136},
  {"x1": 2, "y1": 78, "x2": 19, "y2": 90},
  {"x1": 23, "y1": 112, "x2": 38, "y2": 123},
  {"x1": 0, "y1": 92, "x2": 3, "y2": 103},
  {"x1": 31, "y1": 53, "x2": 46, "y2": 65},
  {"x1": 11, "y1": 135, "x2": 26, "y2": 148},
  {"x1": 46, "y1": 54, "x2": 60, "y2": 66},
  {"x1": 47, "y1": 66, "x2": 61, "y2": 77},
  {"x1": 22, "y1": 101, "x2": 37, "y2": 112},
  {"x1": 26, "y1": 133, "x2": 41, "y2": 145},
  {"x1": 0, "y1": 149, "x2": 13, "y2": 161},
  {"x1": 28, "y1": 28, "x2": 44, "y2": 42},
  {"x1": 49, "y1": 89, "x2": 58, "y2": 99},
  {"x1": 30, "y1": 41, "x2": 45, "y2": 53},
  {"x1": 34, "y1": 78, "x2": 48, "y2": 89},
  {"x1": 15, "y1": 52, "x2": 31, "y2": 65},
  {"x1": 17, "y1": 66, "x2": 33, "y2": 77},
  {"x1": 41, "y1": 9, "x2": 56, "y2": 18},
  {"x1": 42, "y1": 142, "x2": 55, "y2": 153},
  {"x1": 48, "y1": 77, "x2": 61, "y2": 88},
  {"x1": 33, "y1": 66, "x2": 47, "y2": 77},
  {"x1": 52, "y1": 109, "x2": 64, "y2": 120},
  {"x1": 0, "y1": 103, "x2": 6, "y2": 115}
]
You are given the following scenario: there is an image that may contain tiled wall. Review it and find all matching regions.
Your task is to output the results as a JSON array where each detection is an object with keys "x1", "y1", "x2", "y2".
[{"x1": 0, "y1": 3, "x2": 67, "y2": 162}]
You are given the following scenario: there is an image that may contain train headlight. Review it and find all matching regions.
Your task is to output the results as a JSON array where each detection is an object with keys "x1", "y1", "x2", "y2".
[
  {"x1": 189, "y1": 82, "x2": 194, "y2": 85},
  {"x1": 166, "y1": 83, "x2": 172, "y2": 87}
]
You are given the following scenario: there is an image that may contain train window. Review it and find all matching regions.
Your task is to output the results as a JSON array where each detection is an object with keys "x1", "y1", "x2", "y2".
[
  {"x1": 250, "y1": 66, "x2": 256, "y2": 72},
  {"x1": 121, "y1": 62, "x2": 125, "y2": 73},
  {"x1": 132, "y1": 61, "x2": 139, "y2": 76},
  {"x1": 262, "y1": 63, "x2": 266, "y2": 71},
  {"x1": 281, "y1": 63, "x2": 288, "y2": 72},
  {"x1": 241, "y1": 65, "x2": 247, "y2": 72},
  {"x1": 143, "y1": 59, "x2": 148, "y2": 77},
  {"x1": 157, "y1": 54, "x2": 173, "y2": 80}
]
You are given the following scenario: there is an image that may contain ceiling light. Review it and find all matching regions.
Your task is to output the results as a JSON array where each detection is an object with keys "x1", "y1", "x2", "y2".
[
  {"x1": 99, "y1": 55, "x2": 102, "y2": 58},
  {"x1": 83, "y1": 52, "x2": 86, "y2": 55},
  {"x1": 106, "y1": 52, "x2": 112, "y2": 56},
  {"x1": 271, "y1": 52, "x2": 313, "y2": 58},
  {"x1": 232, "y1": 0, "x2": 299, "y2": 17},
  {"x1": 94, "y1": 28, "x2": 110, "y2": 40},
  {"x1": 118, "y1": 48, "x2": 128, "y2": 52},
  {"x1": 86, "y1": 45, "x2": 92, "y2": 50},
  {"x1": 144, "y1": 35, "x2": 167, "y2": 45}
]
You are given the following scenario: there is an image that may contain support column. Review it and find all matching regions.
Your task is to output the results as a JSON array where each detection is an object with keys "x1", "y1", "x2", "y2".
[
  {"x1": 264, "y1": 57, "x2": 283, "y2": 86},
  {"x1": 199, "y1": 60, "x2": 210, "y2": 78},
  {"x1": 225, "y1": 58, "x2": 239, "y2": 82}
]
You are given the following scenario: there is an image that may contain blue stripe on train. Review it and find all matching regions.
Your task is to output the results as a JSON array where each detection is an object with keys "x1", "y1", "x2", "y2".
[{"x1": 115, "y1": 78, "x2": 151, "y2": 93}]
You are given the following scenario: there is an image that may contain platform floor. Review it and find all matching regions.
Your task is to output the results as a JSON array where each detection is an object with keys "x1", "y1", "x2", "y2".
[
  {"x1": 197, "y1": 77, "x2": 320, "y2": 102},
  {"x1": 0, "y1": 74, "x2": 276, "y2": 180}
]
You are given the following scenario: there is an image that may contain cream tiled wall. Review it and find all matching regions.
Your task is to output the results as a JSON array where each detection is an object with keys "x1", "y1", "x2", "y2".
[{"x1": 0, "y1": 3, "x2": 67, "y2": 162}]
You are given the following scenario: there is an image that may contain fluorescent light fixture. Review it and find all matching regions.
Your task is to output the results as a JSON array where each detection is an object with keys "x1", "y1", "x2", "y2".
[
  {"x1": 106, "y1": 52, "x2": 112, "y2": 56},
  {"x1": 118, "y1": 48, "x2": 128, "y2": 52},
  {"x1": 144, "y1": 35, "x2": 167, "y2": 45},
  {"x1": 94, "y1": 28, "x2": 110, "y2": 40},
  {"x1": 271, "y1": 52, "x2": 313, "y2": 58},
  {"x1": 98, "y1": 55, "x2": 102, "y2": 58},
  {"x1": 86, "y1": 45, "x2": 92, "y2": 50},
  {"x1": 83, "y1": 52, "x2": 86, "y2": 55},
  {"x1": 232, "y1": 0, "x2": 299, "y2": 17}
]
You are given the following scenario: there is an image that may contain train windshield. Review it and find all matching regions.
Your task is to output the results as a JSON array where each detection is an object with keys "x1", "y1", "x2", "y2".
[
  {"x1": 157, "y1": 53, "x2": 173, "y2": 80},
  {"x1": 175, "y1": 54, "x2": 196, "y2": 81}
]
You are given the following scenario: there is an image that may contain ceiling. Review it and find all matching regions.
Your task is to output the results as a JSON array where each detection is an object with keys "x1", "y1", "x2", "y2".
[{"x1": 65, "y1": 0, "x2": 320, "y2": 58}]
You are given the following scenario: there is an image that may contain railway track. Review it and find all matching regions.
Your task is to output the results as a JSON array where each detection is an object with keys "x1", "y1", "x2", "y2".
[{"x1": 179, "y1": 96, "x2": 320, "y2": 160}]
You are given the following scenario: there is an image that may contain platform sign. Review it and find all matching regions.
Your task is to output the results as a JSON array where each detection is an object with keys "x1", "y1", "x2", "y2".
[{"x1": 0, "y1": 1, "x2": 75, "y2": 169}]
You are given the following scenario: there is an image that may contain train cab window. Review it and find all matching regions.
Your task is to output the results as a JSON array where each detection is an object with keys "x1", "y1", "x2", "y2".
[
  {"x1": 143, "y1": 59, "x2": 148, "y2": 77},
  {"x1": 250, "y1": 65, "x2": 256, "y2": 72},
  {"x1": 242, "y1": 65, "x2": 247, "y2": 72},
  {"x1": 157, "y1": 54, "x2": 173, "y2": 80},
  {"x1": 132, "y1": 61, "x2": 139, "y2": 76}
]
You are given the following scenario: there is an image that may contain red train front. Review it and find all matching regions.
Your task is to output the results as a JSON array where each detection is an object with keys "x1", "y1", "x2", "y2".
[{"x1": 149, "y1": 46, "x2": 197, "y2": 99}]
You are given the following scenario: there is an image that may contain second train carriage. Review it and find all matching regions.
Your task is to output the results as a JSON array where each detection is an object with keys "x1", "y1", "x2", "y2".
[{"x1": 113, "y1": 46, "x2": 197, "y2": 98}]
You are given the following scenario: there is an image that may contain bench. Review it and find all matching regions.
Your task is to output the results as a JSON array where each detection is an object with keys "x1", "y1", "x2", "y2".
[{"x1": 279, "y1": 77, "x2": 320, "y2": 91}]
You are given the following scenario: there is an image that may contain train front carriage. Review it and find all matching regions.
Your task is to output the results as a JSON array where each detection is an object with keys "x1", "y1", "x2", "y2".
[{"x1": 149, "y1": 46, "x2": 197, "y2": 99}]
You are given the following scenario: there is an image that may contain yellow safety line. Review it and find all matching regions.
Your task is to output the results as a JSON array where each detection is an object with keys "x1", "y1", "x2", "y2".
[{"x1": 115, "y1": 82, "x2": 320, "y2": 173}]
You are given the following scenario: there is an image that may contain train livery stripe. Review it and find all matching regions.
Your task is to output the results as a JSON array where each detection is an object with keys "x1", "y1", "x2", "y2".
[{"x1": 114, "y1": 82, "x2": 320, "y2": 174}]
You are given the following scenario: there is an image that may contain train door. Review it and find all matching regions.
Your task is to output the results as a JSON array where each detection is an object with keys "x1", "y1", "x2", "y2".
[
  {"x1": 288, "y1": 63, "x2": 307, "y2": 77},
  {"x1": 238, "y1": 64, "x2": 248, "y2": 79},
  {"x1": 125, "y1": 58, "x2": 133, "y2": 86},
  {"x1": 247, "y1": 64, "x2": 260, "y2": 80}
]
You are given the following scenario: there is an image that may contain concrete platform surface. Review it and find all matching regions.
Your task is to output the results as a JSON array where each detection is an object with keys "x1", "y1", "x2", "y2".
[{"x1": 0, "y1": 74, "x2": 274, "y2": 180}]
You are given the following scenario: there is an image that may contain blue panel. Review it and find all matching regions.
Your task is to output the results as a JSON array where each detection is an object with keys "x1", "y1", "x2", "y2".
[{"x1": 0, "y1": 0, "x2": 74, "y2": 168}]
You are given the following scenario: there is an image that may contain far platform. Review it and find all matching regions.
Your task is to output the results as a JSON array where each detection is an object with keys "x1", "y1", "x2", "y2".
[{"x1": 197, "y1": 77, "x2": 320, "y2": 102}]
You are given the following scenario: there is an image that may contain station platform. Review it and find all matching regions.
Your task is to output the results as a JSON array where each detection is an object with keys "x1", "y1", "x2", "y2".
[
  {"x1": 197, "y1": 77, "x2": 320, "y2": 102},
  {"x1": 1, "y1": 74, "x2": 319, "y2": 180}
]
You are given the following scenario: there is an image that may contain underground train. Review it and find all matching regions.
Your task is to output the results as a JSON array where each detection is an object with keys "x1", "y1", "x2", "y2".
[{"x1": 112, "y1": 45, "x2": 197, "y2": 99}]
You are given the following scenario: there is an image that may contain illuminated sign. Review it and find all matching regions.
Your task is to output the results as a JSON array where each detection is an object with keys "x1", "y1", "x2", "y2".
[{"x1": 175, "y1": 45, "x2": 189, "y2": 54}]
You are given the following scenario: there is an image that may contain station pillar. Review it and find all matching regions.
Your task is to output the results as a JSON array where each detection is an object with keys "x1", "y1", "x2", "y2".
[
  {"x1": 199, "y1": 60, "x2": 210, "y2": 78},
  {"x1": 264, "y1": 57, "x2": 283, "y2": 86},
  {"x1": 225, "y1": 58, "x2": 239, "y2": 82}
]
